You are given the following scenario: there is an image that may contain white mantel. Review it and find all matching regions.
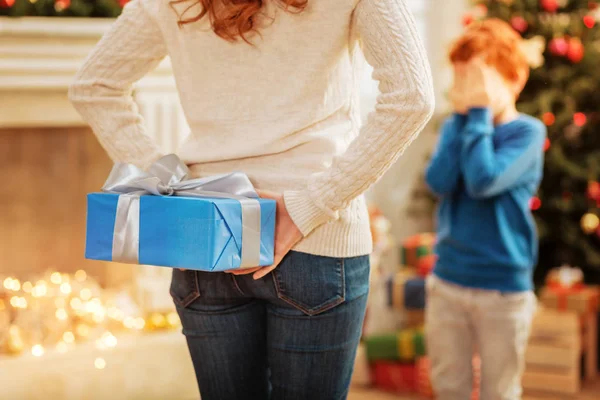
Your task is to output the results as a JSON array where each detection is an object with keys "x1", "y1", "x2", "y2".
[
  {"x1": 0, "y1": 17, "x2": 188, "y2": 152},
  {"x1": 0, "y1": 17, "x2": 186, "y2": 311}
]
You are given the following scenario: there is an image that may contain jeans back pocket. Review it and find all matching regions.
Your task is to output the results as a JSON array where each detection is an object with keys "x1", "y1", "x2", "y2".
[
  {"x1": 272, "y1": 252, "x2": 345, "y2": 316},
  {"x1": 170, "y1": 269, "x2": 201, "y2": 308}
]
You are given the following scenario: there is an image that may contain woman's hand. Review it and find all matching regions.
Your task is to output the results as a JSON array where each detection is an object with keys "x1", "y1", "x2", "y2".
[{"x1": 226, "y1": 190, "x2": 303, "y2": 280}]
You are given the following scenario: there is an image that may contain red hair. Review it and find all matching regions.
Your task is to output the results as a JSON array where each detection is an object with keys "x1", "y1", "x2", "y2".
[
  {"x1": 449, "y1": 18, "x2": 528, "y2": 83},
  {"x1": 171, "y1": 0, "x2": 309, "y2": 42}
]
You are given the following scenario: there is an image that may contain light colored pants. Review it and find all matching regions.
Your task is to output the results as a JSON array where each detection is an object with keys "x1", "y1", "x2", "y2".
[{"x1": 425, "y1": 275, "x2": 536, "y2": 400}]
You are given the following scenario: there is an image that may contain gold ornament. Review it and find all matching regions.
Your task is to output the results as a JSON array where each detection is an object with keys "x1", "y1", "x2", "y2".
[{"x1": 581, "y1": 213, "x2": 600, "y2": 234}]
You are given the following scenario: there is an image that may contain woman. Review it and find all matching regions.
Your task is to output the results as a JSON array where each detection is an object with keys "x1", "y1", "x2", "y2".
[{"x1": 70, "y1": 0, "x2": 434, "y2": 398}]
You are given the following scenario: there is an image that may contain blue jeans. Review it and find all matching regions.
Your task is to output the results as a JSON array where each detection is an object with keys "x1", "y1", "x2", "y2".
[{"x1": 170, "y1": 251, "x2": 370, "y2": 400}]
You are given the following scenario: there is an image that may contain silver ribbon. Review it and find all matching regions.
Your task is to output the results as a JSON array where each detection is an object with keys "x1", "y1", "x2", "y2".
[{"x1": 102, "y1": 154, "x2": 262, "y2": 269}]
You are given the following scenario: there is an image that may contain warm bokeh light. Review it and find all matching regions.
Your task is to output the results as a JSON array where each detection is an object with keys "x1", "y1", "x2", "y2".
[
  {"x1": 50, "y1": 272, "x2": 62, "y2": 285},
  {"x1": 94, "y1": 357, "x2": 106, "y2": 370},
  {"x1": 60, "y1": 282, "x2": 72, "y2": 295},
  {"x1": 56, "y1": 308, "x2": 69, "y2": 321},
  {"x1": 75, "y1": 269, "x2": 87, "y2": 282},
  {"x1": 63, "y1": 331, "x2": 75, "y2": 344},
  {"x1": 22, "y1": 281, "x2": 33, "y2": 293},
  {"x1": 80, "y1": 288, "x2": 92, "y2": 301},
  {"x1": 31, "y1": 345, "x2": 45, "y2": 357}
]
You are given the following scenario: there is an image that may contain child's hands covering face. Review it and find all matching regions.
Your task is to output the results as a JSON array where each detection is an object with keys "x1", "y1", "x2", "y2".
[{"x1": 450, "y1": 58, "x2": 513, "y2": 117}]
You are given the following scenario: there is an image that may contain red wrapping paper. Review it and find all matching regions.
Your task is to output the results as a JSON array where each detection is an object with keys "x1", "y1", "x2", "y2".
[{"x1": 371, "y1": 362, "x2": 417, "y2": 393}]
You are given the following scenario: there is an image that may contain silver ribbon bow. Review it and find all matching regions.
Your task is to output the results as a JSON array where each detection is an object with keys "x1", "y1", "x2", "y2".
[{"x1": 102, "y1": 154, "x2": 261, "y2": 269}]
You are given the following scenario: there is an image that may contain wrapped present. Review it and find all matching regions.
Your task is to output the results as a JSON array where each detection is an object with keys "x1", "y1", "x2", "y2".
[
  {"x1": 403, "y1": 310, "x2": 425, "y2": 329},
  {"x1": 371, "y1": 362, "x2": 416, "y2": 393},
  {"x1": 540, "y1": 285, "x2": 599, "y2": 314},
  {"x1": 86, "y1": 155, "x2": 276, "y2": 272},
  {"x1": 365, "y1": 328, "x2": 426, "y2": 362},
  {"x1": 387, "y1": 272, "x2": 426, "y2": 311},
  {"x1": 417, "y1": 254, "x2": 437, "y2": 277},
  {"x1": 404, "y1": 278, "x2": 426, "y2": 310},
  {"x1": 401, "y1": 233, "x2": 436, "y2": 267}
]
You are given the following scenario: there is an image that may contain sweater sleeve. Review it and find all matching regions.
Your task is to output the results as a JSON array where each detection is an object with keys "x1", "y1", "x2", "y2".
[
  {"x1": 68, "y1": 0, "x2": 167, "y2": 170},
  {"x1": 425, "y1": 114, "x2": 465, "y2": 197},
  {"x1": 284, "y1": 0, "x2": 435, "y2": 236},
  {"x1": 460, "y1": 108, "x2": 546, "y2": 199}
]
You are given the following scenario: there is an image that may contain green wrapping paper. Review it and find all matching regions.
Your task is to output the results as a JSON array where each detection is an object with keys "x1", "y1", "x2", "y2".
[
  {"x1": 365, "y1": 328, "x2": 426, "y2": 362},
  {"x1": 400, "y1": 233, "x2": 436, "y2": 267}
]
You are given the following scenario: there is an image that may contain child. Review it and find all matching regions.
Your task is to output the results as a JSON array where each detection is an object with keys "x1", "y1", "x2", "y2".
[{"x1": 424, "y1": 19, "x2": 546, "y2": 399}]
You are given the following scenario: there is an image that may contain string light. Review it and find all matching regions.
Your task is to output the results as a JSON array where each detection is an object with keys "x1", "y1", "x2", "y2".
[
  {"x1": 101, "y1": 332, "x2": 118, "y2": 348},
  {"x1": 70, "y1": 297, "x2": 83, "y2": 310},
  {"x1": 1, "y1": 269, "x2": 179, "y2": 362},
  {"x1": 56, "y1": 341, "x2": 69, "y2": 353},
  {"x1": 75, "y1": 269, "x2": 87, "y2": 282},
  {"x1": 31, "y1": 345, "x2": 45, "y2": 357},
  {"x1": 63, "y1": 332, "x2": 75, "y2": 344},
  {"x1": 50, "y1": 272, "x2": 62, "y2": 285},
  {"x1": 167, "y1": 312, "x2": 180, "y2": 327},
  {"x1": 94, "y1": 357, "x2": 106, "y2": 370},
  {"x1": 22, "y1": 281, "x2": 33, "y2": 293},
  {"x1": 80, "y1": 288, "x2": 92, "y2": 301},
  {"x1": 55, "y1": 308, "x2": 69, "y2": 321},
  {"x1": 60, "y1": 282, "x2": 72, "y2": 295},
  {"x1": 32, "y1": 281, "x2": 47, "y2": 297},
  {"x1": 133, "y1": 317, "x2": 146, "y2": 330},
  {"x1": 76, "y1": 323, "x2": 90, "y2": 338}
]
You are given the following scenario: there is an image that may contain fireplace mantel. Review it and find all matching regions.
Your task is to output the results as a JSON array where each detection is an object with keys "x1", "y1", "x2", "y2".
[{"x1": 0, "y1": 17, "x2": 187, "y2": 152}]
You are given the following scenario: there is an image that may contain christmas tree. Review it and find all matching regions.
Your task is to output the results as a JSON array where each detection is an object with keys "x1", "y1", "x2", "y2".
[
  {"x1": 467, "y1": 0, "x2": 600, "y2": 284},
  {"x1": 0, "y1": 0, "x2": 125, "y2": 17}
]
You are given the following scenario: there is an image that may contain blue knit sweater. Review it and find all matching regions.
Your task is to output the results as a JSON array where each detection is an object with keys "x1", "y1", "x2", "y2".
[{"x1": 425, "y1": 108, "x2": 546, "y2": 292}]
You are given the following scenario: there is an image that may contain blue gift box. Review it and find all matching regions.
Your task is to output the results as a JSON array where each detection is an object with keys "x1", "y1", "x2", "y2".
[
  {"x1": 85, "y1": 193, "x2": 276, "y2": 271},
  {"x1": 403, "y1": 278, "x2": 426, "y2": 310}
]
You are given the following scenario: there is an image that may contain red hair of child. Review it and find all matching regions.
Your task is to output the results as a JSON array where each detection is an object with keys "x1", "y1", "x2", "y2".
[{"x1": 449, "y1": 18, "x2": 529, "y2": 84}]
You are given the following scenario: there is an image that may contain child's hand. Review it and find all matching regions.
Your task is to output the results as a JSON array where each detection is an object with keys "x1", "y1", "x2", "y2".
[
  {"x1": 462, "y1": 58, "x2": 513, "y2": 116},
  {"x1": 449, "y1": 64, "x2": 468, "y2": 114}
]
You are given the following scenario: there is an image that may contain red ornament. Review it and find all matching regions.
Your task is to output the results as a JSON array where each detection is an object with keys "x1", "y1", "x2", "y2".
[
  {"x1": 511, "y1": 16, "x2": 529, "y2": 33},
  {"x1": 119, "y1": 0, "x2": 130, "y2": 6},
  {"x1": 584, "y1": 15, "x2": 596, "y2": 28},
  {"x1": 544, "y1": 138, "x2": 551, "y2": 151},
  {"x1": 54, "y1": 0, "x2": 71, "y2": 11},
  {"x1": 588, "y1": 181, "x2": 600, "y2": 200},
  {"x1": 574, "y1": 112, "x2": 587, "y2": 126},
  {"x1": 541, "y1": 0, "x2": 559, "y2": 12},
  {"x1": 463, "y1": 13, "x2": 474, "y2": 26},
  {"x1": 542, "y1": 112, "x2": 556, "y2": 126},
  {"x1": 530, "y1": 196, "x2": 542, "y2": 211},
  {"x1": 0, "y1": 0, "x2": 15, "y2": 8},
  {"x1": 567, "y1": 37, "x2": 585, "y2": 63},
  {"x1": 549, "y1": 37, "x2": 569, "y2": 56}
]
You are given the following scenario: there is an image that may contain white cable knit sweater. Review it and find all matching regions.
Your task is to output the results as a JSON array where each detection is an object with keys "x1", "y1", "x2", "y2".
[{"x1": 69, "y1": 0, "x2": 434, "y2": 258}]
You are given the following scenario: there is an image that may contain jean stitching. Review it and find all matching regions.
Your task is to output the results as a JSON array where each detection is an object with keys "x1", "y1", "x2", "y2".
[
  {"x1": 272, "y1": 260, "x2": 345, "y2": 316},
  {"x1": 171, "y1": 271, "x2": 201, "y2": 308},
  {"x1": 230, "y1": 274, "x2": 245, "y2": 296}
]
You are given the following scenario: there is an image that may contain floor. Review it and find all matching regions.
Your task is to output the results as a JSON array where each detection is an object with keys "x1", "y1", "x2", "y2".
[{"x1": 348, "y1": 380, "x2": 600, "y2": 399}]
